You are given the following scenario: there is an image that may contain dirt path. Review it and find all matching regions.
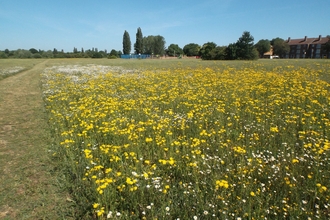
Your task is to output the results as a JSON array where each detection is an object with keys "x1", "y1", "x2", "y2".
[{"x1": 0, "y1": 60, "x2": 72, "y2": 219}]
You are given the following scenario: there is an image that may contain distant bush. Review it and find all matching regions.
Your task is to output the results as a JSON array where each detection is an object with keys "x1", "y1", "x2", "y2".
[
  {"x1": 92, "y1": 52, "x2": 103, "y2": 58},
  {"x1": 0, "y1": 52, "x2": 8, "y2": 59},
  {"x1": 108, "y1": 55, "x2": 117, "y2": 59},
  {"x1": 33, "y1": 53, "x2": 42, "y2": 59}
]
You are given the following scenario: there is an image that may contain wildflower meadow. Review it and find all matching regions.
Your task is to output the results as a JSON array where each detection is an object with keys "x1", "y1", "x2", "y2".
[{"x1": 41, "y1": 60, "x2": 330, "y2": 219}]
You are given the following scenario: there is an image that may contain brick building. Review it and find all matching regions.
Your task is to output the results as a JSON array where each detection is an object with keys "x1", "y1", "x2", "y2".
[{"x1": 286, "y1": 35, "x2": 329, "y2": 58}]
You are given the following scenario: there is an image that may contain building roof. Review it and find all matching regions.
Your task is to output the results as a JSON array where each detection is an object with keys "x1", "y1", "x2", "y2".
[{"x1": 286, "y1": 35, "x2": 329, "y2": 45}]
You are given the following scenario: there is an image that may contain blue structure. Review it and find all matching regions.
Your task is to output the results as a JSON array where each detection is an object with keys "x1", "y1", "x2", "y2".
[{"x1": 120, "y1": 54, "x2": 151, "y2": 59}]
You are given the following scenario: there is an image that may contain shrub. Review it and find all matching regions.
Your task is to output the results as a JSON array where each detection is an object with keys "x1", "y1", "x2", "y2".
[
  {"x1": 108, "y1": 55, "x2": 117, "y2": 59},
  {"x1": 33, "y1": 53, "x2": 42, "y2": 59}
]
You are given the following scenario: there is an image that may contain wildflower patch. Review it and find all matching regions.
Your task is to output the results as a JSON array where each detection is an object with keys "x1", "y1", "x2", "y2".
[{"x1": 42, "y1": 62, "x2": 330, "y2": 219}]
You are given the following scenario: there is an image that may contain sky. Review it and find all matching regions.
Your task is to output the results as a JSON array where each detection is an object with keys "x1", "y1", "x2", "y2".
[{"x1": 1, "y1": 0, "x2": 329, "y2": 52}]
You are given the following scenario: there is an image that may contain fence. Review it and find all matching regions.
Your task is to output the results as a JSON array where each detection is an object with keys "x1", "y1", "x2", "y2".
[{"x1": 120, "y1": 54, "x2": 151, "y2": 59}]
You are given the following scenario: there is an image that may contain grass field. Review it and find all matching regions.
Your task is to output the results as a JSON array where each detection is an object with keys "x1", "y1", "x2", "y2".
[{"x1": 1, "y1": 58, "x2": 330, "y2": 219}]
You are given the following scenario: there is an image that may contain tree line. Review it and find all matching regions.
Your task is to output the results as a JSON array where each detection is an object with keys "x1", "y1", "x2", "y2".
[
  {"x1": 123, "y1": 28, "x2": 295, "y2": 60},
  {"x1": 123, "y1": 28, "x2": 166, "y2": 57},
  {"x1": 185, "y1": 34, "x2": 294, "y2": 60},
  {"x1": 1, "y1": 28, "x2": 329, "y2": 60},
  {"x1": 125, "y1": 28, "x2": 330, "y2": 60},
  {"x1": 0, "y1": 47, "x2": 122, "y2": 59}
]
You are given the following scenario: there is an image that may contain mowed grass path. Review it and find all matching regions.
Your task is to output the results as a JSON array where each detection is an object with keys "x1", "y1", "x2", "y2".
[{"x1": 0, "y1": 60, "x2": 73, "y2": 219}]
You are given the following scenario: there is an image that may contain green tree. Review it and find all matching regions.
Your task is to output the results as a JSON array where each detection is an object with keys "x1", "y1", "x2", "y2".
[
  {"x1": 142, "y1": 35, "x2": 166, "y2": 56},
  {"x1": 199, "y1": 42, "x2": 217, "y2": 60},
  {"x1": 98, "y1": 50, "x2": 107, "y2": 57},
  {"x1": 271, "y1": 37, "x2": 290, "y2": 58},
  {"x1": 15, "y1": 49, "x2": 32, "y2": 58},
  {"x1": 183, "y1": 43, "x2": 200, "y2": 56},
  {"x1": 143, "y1": 36, "x2": 154, "y2": 54},
  {"x1": 85, "y1": 49, "x2": 93, "y2": 58},
  {"x1": 0, "y1": 51, "x2": 8, "y2": 59},
  {"x1": 235, "y1": 31, "x2": 257, "y2": 60},
  {"x1": 109, "y1": 49, "x2": 119, "y2": 58},
  {"x1": 211, "y1": 46, "x2": 227, "y2": 60},
  {"x1": 254, "y1": 39, "x2": 271, "y2": 57},
  {"x1": 153, "y1": 35, "x2": 166, "y2": 56},
  {"x1": 110, "y1": 49, "x2": 118, "y2": 56},
  {"x1": 166, "y1": 44, "x2": 183, "y2": 57},
  {"x1": 199, "y1": 44, "x2": 227, "y2": 60},
  {"x1": 29, "y1": 48, "x2": 39, "y2": 54},
  {"x1": 42, "y1": 50, "x2": 54, "y2": 58},
  {"x1": 225, "y1": 43, "x2": 238, "y2": 60},
  {"x1": 92, "y1": 52, "x2": 103, "y2": 58},
  {"x1": 33, "y1": 53, "x2": 42, "y2": 58},
  {"x1": 134, "y1": 27, "x2": 143, "y2": 54},
  {"x1": 54, "y1": 50, "x2": 65, "y2": 58},
  {"x1": 123, "y1": 30, "x2": 131, "y2": 54}
]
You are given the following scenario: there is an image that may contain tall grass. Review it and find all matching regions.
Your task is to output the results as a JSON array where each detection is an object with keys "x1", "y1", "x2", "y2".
[{"x1": 42, "y1": 60, "x2": 330, "y2": 219}]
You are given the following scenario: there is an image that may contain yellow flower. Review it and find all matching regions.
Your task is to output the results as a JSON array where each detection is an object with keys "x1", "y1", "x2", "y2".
[
  {"x1": 319, "y1": 186, "x2": 327, "y2": 193},
  {"x1": 169, "y1": 157, "x2": 175, "y2": 165},
  {"x1": 270, "y1": 126, "x2": 279, "y2": 132},
  {"x1": 126, "y1": 177, "x2": 137, "y2": 185},
  {"x1": 233, "y1": 146, "x2": 246, "y2": 154},
  {"x1": 291, "y1": 158, "x2": 299, "y2": 164},
  {"x1": 96, "y1": 207, "x2": 105, "y2": 216},
  {"x1": 143, "y1": 172, "x2": 149, "y2": 179},
  {"x1": 215, "y1": 180, "x2": 229, "y2": 189},
  {"x1": 105, "y1": 168, "x2": 112, "y2": 174},
  {"x1": 130, "y1": 186, "x2": 138, "y2": 191}
]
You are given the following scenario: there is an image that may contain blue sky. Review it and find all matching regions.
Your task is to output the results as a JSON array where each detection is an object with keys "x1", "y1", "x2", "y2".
[{"x1": 1, "y1": 0, "x2": 329, "y2": 52}]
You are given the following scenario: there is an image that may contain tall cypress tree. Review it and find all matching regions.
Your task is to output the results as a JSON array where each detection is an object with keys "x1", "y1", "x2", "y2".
[
  {"x1": 134, "y1": 27, "x2": 143, "y2": 54},
  {"x1": 123, "y1": 30, "x2": 131, "y2": 54}
]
